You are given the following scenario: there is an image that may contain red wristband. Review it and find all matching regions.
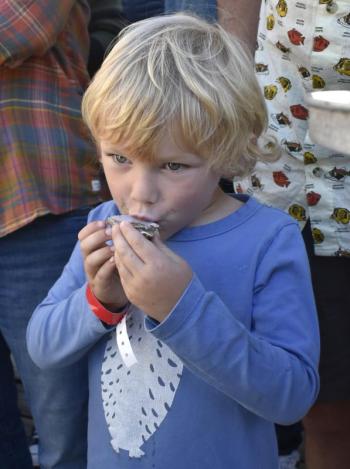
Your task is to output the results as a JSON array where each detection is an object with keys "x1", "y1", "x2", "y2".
[{"x1": 86, "y1": 285, "x2": 128, "y2": 326}]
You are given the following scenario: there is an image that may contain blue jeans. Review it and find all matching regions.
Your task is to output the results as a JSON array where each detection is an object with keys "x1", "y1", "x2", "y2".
[
  {"x1": 0, "y1": 333, "x2": 33, "y2": 468},
  {"x1": 0, "y1": 208, "x2": 92, "y2": 469},
  {"x1": 122, "y1": 0, "x2": 164, "y2": 22},
  {"x1": 164, "y1": 0, "x2": 217, "y2": 20}
]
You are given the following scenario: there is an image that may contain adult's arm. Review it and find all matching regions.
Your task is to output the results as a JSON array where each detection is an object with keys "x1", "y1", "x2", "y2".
[
  {"x1": 0, "y1": 0, "x2": 81, "y2": 66},
  {"x1": 217, "y1": 0, "x2": 261, "y2": 53}
]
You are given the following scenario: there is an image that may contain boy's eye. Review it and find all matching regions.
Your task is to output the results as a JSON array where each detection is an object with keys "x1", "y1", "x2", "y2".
[
  {"x1": 110, "y1": 153, "x2": 128, "y2": 164},
  {"x1": 165, "y1": 162, "x2": 186, "y2": 171}
]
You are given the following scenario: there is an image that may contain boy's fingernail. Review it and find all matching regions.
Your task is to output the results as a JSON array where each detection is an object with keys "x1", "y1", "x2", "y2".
[{"x1": 105, "y1": 227, "x2": 112, "y2": 236}]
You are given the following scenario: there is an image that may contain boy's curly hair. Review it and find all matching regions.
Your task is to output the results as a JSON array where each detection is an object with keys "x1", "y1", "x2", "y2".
[{"x1": 82, "y1": 12, "x2": 277, "y2": 178}]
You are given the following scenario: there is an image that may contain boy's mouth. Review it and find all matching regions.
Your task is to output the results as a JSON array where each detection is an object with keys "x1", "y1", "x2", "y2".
[
  {"x1": 129, "y1": 213, "x2": 163, "y2": 229},
  {"x1": 129, "y1": 214, "x2": 157, "y2": 223}
]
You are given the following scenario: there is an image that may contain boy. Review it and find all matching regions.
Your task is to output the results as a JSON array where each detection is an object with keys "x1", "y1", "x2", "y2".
[{"x1": 27, "y1": 13, "x2": 319, "y2": 468}]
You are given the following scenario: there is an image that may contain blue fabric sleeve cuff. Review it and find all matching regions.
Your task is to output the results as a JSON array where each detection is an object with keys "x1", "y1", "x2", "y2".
[{"x1": 144, "y1": 274, "x2": 204, "y2": 339}]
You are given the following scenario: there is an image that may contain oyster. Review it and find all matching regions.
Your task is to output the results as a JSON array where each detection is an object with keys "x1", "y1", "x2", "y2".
[{"x1": 106, "y1": 215, "x2": 159, "y2": 240}]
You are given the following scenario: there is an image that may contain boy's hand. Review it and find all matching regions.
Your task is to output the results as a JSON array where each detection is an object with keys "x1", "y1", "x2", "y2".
[
  {"x1": 111, "y1": 222, "x2": 193, "y2": 322},
  {"x1": 78, "y1": 221, "x2": 128, "y2": 311}
]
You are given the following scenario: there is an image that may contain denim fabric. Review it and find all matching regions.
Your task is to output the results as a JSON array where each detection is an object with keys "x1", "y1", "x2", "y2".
[
  {"x1": 0, "y1": 208, "x2": 92, "y2": 469},
  {"x1": 0, "y1": 333, "x2": 33, "y2": 469},
  {"x1": 122, "y1": 0, "x2": 164, "y2": 22},
  {"x1": 275, "y1": 423, "x2": 303, "y2": 456},
  {"x1": 164, "y1": 0, "x2": 217, "y2": 20}
]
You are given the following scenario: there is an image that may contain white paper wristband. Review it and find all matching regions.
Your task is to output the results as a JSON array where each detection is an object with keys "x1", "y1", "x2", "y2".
[{"x1": 116, "y1": 314, "x2": 138, "y2": 367}]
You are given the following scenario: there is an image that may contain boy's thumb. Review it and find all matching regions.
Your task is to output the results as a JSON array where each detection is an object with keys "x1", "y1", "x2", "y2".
[{"x1": 153, "y1": 234, "x2": 177, "y2": 258}]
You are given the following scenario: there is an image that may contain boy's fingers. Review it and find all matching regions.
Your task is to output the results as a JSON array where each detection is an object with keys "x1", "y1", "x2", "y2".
[
  {"x1": 80, "y1": 226, "x2": 111, "y2": 258},
  {"x1": 152, "y1": 235, "x2": 176, "y2": 257},
  {"x1": 113, "y1": 252, "x2": 133, "y2": 283},
  {"x1": 78, "y1": 220, "x2": 105, "y2": 241},
  {"x1": 113, "y1": 226, "x2": 143, "y2": 273},
  {"x1": 117, "y1": 222, "x2": 158, "y2": 262},
  {"x1": 85, "y1": 246, "x2": 115, "y2": 277},
  {"x1": 94, "y1": 256, "x2": 118, "y2": 283},
  {"x1": 150, "y1": 232, "x2": 182, "y2": 264}
]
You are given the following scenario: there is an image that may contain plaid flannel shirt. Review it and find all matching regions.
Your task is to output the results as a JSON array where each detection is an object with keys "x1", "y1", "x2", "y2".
[{"x1": 0, "y1": 0, "x2": 102, "y2": 237}]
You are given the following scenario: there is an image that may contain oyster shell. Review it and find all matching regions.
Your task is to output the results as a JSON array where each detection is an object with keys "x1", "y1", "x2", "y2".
[{"x1": 106, "y1": 215, "x2": 159, "y2": 240}]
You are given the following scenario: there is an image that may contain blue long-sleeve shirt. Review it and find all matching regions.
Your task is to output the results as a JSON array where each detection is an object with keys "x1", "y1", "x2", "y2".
[{"x1": 27, "y1": 195, "x2": 319, "y2": 468}]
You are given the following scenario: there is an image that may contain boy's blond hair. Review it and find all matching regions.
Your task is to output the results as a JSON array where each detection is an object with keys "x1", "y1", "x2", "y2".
[{"x1": 82, "y1": 13, "x2": 276, "y2": 178}]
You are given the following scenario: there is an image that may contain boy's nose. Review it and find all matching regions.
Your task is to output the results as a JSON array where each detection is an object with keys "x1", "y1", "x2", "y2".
[{"x1": 130, "y1": 170, "x2": 158, "y2": 205}]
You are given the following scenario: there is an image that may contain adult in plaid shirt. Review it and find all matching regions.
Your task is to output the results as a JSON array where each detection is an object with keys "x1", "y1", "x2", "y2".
[{"x1": 0, "y1": 1, "x2": 104, "y2": 467}]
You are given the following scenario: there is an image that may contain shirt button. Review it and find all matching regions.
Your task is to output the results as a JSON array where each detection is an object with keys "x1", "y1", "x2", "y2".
[{"x1": 326, "y1": 2, "x2": 338, "y2": 14}]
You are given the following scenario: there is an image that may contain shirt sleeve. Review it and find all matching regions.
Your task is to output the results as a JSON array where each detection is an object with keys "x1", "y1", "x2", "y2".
[
  {"x1": 27, "y1": 222, "x2": 111, "y2": 369},
  {"x1": 145, "y1": 223, "x2": 320, "y2": 424},
  {"x1": 0, "y1": 0, "x2": 79, "y2": 66}
]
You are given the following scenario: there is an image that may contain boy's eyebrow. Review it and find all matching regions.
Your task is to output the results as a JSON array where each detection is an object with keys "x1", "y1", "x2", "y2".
[
  {"x1": 101, "y1": 144, "x2": 198, "y2": 160},
  {"x1": 100, "y1": 143, "x2": 121, "y2": 150},
  {"x1": 150, "y1": 153, "x2": 200, "y2": 164},
  {"x1": 100, "y1": 145, "x2": 128, "y2": 155}
]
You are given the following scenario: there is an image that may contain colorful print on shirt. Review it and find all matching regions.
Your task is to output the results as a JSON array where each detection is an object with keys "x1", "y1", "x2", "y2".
[{"x1": 234, "y1": 0, "x2": 350, "y2": 256}]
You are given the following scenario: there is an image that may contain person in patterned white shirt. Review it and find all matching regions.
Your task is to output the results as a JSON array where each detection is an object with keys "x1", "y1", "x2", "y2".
[{"x1": 218, "y1": 0, "x2": 350, "y2": 468}]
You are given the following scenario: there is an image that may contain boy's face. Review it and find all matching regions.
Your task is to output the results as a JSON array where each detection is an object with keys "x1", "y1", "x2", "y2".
[{"x1": 99, "y1": 129, "x2": 223, "y2": 240}]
